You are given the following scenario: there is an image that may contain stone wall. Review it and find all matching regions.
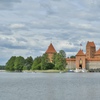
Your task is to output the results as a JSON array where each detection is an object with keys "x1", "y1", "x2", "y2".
[
  {"x1": 86, "y1": 61, "x2": 100, "y2": 69},
  {"x1": 66, "y1": 60, "x2": 76, "y2": 69}
]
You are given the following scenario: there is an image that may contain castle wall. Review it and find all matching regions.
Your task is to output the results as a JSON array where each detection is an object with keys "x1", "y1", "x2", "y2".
[
  {"x1": 66, "y1": 58, "x2": 76, "y2": 69},
  {"x1": 86, "y1": 61, "x2": 100, "y2": 69},
  {"x1": 66, "y1": 61, "x2": 76, "y2": 69},
  {"x1": 66, "y1": 59, "x2": 100, "y2": 70}
]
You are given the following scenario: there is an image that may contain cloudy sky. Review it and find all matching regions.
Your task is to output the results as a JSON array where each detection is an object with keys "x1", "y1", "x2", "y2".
[{"x1": 0, "y1": 0, "x2": 100, "y2": 65}]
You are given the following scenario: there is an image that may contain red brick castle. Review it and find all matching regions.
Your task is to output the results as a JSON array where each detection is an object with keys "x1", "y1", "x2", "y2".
[{"x1": 45, "y1": 41, "x2": 100, "y2": 71}]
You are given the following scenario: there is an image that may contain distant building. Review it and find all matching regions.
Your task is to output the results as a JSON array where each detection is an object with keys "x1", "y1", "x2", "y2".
[
  {"x1": 45, "y1": 41, "x2": 100, "y2": 70},
  {"x1": 66, "y1": 41, "x2": 100, "y2": 70}
]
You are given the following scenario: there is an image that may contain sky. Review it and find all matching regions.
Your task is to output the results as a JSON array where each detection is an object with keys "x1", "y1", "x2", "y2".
[{"x1": 0, "y1": 0, "x2": 100, "y2": 65}]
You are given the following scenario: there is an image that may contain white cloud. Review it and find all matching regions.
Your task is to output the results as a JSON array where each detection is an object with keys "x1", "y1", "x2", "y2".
[
  {"x1": 0, "y1": 0, "x2": 100, "y2": 64},
  {"x1": 10, "y1": 23, "x2": 25, "y2": 29}
]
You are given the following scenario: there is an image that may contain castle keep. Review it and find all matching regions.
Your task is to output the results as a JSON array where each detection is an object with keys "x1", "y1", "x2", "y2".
[{"x1": 46, "y1": 41, "x2": 100, "y2": 70}]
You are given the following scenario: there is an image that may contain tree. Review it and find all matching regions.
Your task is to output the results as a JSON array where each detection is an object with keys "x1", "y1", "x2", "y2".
[
  {"x1": 52, "y1": 53, "x2": 57, "y2": 65},
  {"x1": 24, "y1": 56, "x2": 33, "y2": 70},
  {"x1": 14, "y1": 56, "x2": 25, "y2": 72},
  {"x1": 6, "y1": 56, "x2": 16, "y2": 71},
  {"x1": 52, "y1": 50, "x2": 67, "y2": 70},
  {"x1": 70, "y1": 55, "x2": 76, "y2": 58},
  {"x1": 0, "y1": 65, "x2": 5, "y2": 70},
  {"x1": 59, "y1": 50, "x2": 66, "y2": 58},
  {"x1": 41, "y1": 53, "x2": 49, "y2": 70},
  {"x1": 32, "y1": 54, "x2": 55, "y2": 70},
  {"x1": 32, "y1": 56, "x2": 42, "y2": 70},
  {"x1": 59, "y1": 50, "x2": 67, "y2": 69},
  {"x1": 46, "y1": 63, "x2": 55, "y2": 69},
  {"x1": 54, "y1": 53, "x2": 64, "y2": 70}
]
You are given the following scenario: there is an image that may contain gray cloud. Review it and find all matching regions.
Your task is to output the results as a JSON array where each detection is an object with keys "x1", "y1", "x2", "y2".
[
  {"x1": 0, "y1": 0, "x2": 21, "y2": 10},
  {"x1": 0, "y1": 36, "x2": 28, "y2": 50},
  {"x1": 0, "y1": 0, "x2": 100, "y2": 64},
  {"x1": 0, "y1": 24, "x2": 13, "y2": 35}
]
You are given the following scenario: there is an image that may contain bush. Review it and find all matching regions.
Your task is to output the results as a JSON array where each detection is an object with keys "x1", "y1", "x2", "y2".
[{"x1": 46, "y1": 63, "x2": 55, "y2": 69}]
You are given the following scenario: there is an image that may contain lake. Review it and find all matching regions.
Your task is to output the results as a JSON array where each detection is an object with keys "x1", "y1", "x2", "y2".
[{"x1": 0, "y1": 72, "x2": 100, "y2": 100}]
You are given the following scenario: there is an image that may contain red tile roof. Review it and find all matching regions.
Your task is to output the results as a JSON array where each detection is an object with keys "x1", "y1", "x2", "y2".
[
  {"x1": 45, "y1": 43, "x2": 56, "y2": 53},
  {"x1": 76, "y1": 49, "x2": 85, "y2": 56}
]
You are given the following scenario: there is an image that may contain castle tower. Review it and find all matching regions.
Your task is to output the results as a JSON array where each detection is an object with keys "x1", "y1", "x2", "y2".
[
  {"x1": 45, "y1": 43, "x2": 56, "y2": 62},
  {"x1": 76, "y1": 49, "x2": 86, "y2": 69},
  {"x1": 86, "y1": 41, "x2": 96, "y2": 58}
]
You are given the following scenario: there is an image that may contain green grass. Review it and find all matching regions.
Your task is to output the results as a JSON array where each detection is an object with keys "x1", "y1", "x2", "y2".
[{"x1": 23, "y1": 69, "x2": 67, "y2": 73}]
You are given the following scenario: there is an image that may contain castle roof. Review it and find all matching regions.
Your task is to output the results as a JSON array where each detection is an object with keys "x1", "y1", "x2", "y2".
[
  {"x1": 86, "y1": 41, "x2": 95, "y2": 47},
  {"x1": 45, "y1": 43, "x2": 56, "y2": 53},
  {"x1": 95, "y1": 48, "x2": 100, "y2": 55},
  {"x1": 76, "y1": 49, "x2": 85, "y2": 56}
]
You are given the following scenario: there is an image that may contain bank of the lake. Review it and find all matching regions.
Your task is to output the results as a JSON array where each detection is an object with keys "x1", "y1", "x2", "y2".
[{"x1": 23, "y1": 69, "x2": 67, "y2": 73}]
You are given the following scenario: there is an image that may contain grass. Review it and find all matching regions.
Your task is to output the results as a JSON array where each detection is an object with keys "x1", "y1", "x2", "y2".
[{"x1": 23, "y1": 69, "x2": 67, "y2": 73}]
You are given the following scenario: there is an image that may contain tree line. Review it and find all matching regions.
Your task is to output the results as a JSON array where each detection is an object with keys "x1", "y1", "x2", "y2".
[
  {"x1": 0, "y1": 65, "x2": 5, "y2": 70},
  {"x1": 5, "y1": 50, "x2": 67, "y2": 72}
]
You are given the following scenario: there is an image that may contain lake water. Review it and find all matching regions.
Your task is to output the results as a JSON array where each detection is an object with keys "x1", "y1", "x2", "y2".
[{"x1": 0, "y1": 72, "x2": 100, "y2": 100}]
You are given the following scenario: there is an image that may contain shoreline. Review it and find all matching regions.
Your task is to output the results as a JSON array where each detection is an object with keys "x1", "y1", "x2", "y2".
[
  {"x1": 23, "y1": 70, "x2": 67, "y2": 73},
  {"x1": 0, "y1": 70, "x2": 6, "y2": 72},
  {"x1": 0, "y1": 70, "x2": 67, "y2": 73}
]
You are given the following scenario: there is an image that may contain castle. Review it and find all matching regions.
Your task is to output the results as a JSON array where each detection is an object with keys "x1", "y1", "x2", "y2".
[{"x1": 45, "y1": 41, "x2": 100, "y2": 70}]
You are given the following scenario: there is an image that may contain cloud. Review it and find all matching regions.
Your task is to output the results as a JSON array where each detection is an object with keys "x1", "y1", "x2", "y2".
[
  {"x1": 10, "y1": 23, "x2": 25, "y2": 29},
  {"x1": 0, "y1": 24, "x2": 13, "y2": 35},
  {"x1": 0, "y1": 36, "x2": 28, "y2": 49},
  {"x1": 0, "y1": 0, "x2": 100, "y2": 64},
  {"x1": 0, "y1": 0, "x2": 21, "y2": 10},
  {"x1": 9, "y1": 23, "x2": 28, "y2": 31}
]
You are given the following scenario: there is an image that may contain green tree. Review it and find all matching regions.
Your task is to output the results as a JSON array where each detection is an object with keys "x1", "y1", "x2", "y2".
[
  {"x1": 41, "y1": 53, "x2": 49, "y2": 70},
  {"x1": 52, "y1": 51, "x2": 67, "y2": 70},
  {"x1": 70, "y1": 55, "x2": 76, "y2": 58},
  {"x1": 54, "y1": 53, "x2": 63, "y2": 70},
  {"x1": 0, "y1": 65, "x2": 5, "y2": 70},
  {"x1": 59, "y1": 50, "x2": 66, "y2": 58},
  {"x1": 32, "y1": 56, "x2": 42, "y2": 70},
  {"x1": 14, "y1": 56, "x2": 25, "y2": 72},
  {"x1": 45, "y1": 63, "x2": 55, "y2": 69},
  {"x1": 24, "y1": 56, "x2": 33, "y2": 70},
  {"x1": 59, "y1": 50, "x2": 66, "y2": 69},
  {"x1": 6, "y1": 56, "x2": 16, "y2": 71},
  {"x1": 52, "y1": 53, "x2": 57, "y2": 65}
]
